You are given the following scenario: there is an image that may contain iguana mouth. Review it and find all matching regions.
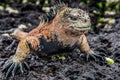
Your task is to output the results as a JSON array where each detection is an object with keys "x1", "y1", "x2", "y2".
[
  {"x1": 75, "y1": 27, "x2": 90, "y2": 30},
  {"x1": 70, "y1": 26, "x2": 91, "y2": 31}
]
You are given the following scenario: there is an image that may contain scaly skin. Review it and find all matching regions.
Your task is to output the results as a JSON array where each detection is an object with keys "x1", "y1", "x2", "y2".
[{"x1": 2, "y1": 4, "x2": 105, "y2": 78}]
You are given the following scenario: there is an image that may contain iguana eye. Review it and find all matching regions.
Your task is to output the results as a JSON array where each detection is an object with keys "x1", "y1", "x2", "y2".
[{"x1": 68, "y1": 16, "x2": 78, "y2": 21}]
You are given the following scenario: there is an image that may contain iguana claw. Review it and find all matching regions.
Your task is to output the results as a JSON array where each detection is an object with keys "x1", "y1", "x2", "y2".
[
  {"x1": 86, "y1": 53, "x2": 105, "y2": 62},
  {"x1": 2, "y1": 59, "x2": 29, "y2": 78}
]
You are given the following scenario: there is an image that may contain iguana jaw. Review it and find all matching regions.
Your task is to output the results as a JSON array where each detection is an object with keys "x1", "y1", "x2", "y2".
[
  {"x1": 74, "y1": 26, "x2": 91, "y2": 31},
  {"x1": 69, "y1": 25, "x2": 91, "y2": 31},
  {"x1": 67, "y1": 19, "x2": 91, "y2": 31}
]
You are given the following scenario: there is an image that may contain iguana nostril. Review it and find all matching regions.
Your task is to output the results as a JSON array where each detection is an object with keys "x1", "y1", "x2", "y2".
[{"x1": 84, "y1": 19, "x2": 87, "y2": 23}]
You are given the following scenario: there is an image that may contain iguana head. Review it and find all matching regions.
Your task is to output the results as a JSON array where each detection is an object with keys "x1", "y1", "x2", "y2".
[
  {"x1": 54, "y1": 6, "x2": 91, "y2": 31},
  {"x1": 40, "y1": 3, "x2": 91, "y2": 31}
]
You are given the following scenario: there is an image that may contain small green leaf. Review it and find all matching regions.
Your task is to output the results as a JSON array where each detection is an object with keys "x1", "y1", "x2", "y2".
[
  {"x1": 97, "y1": 2, "x2": 103, "y2": 9},
  {"x1": 105, "y1": 57, "x2": 114, "y2": 64},
  {"x1": 115, "y1": 4, "x2": 120, "y2": 11},
  {"x1": 98, "y1": 17, "x2": 104, "y2": 23},
  {"x1": 93, "y1": 10, "x2": 101, "y2": 15},
  {"x1": 59, "y1": 55, "x2": 65, "y2": 60},
  {"x1": 51, "y1": 54, "x2": 65, "y2": 60}
]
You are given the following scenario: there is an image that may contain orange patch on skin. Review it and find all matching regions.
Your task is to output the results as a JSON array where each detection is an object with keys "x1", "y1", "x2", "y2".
[
  {"x1": 12, "y1": 29, "x2": 28, "y2": 40},
  {"x1": 28, "y1": 24, "x2": 52, "y2": 42},
  {"x1": 26, "y1": 36, "x2": 40, "y2": 49}
]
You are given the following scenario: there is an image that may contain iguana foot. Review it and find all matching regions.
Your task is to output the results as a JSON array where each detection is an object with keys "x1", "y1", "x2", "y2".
[
  {"x1": 86, "y1": 53, "x2": 105, "y2": 62},
  {"x1": 2, "y1": 58, "x2": 29, "y2": 78}
]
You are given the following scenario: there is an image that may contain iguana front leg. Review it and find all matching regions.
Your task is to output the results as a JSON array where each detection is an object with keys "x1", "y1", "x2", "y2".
[
  {"x1": 12, "y1": 28, "x2": 28, "y2": 40},
  {"x1": 2, "y1": 36, "x2": 40, "y2": 78},
  {"x1": 78, "y1": 34, "x2": 105, "y2": 61}
]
